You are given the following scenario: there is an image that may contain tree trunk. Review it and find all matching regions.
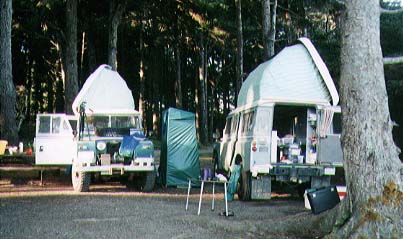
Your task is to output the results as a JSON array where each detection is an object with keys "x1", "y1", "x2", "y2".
[
  {"x1": 78, "y1": 31, "x2": 86, "y2": 86},
  {"x1": 46, "y1": 77, "x2": 54, "y2": 113},
  {"x1": 262, "y1": 0, "x2": 271, "y2": 60},
  {"x1": 235, "y1": 0, "x2": 244, "y2": 105},
  {"x1": 151, "y1": 49, "x2": 160, "y2": 137},
  {"x1": 209, "y1": 54, "x2": 216, "y2": 142},
  {"x1": 0, "y1": 0, "x2": 18, "y2": 144},
  {"x1": 64, "y1": 0, "x2": 78, "y2": 115},
  {"x1": 139, "y1": 8, "x2": 146, "y2": 129},
  {"x1": 222, "y1": 56, "x2": 230, "y2": 116},
  {"x1": 175, "y1": 42, "x2": 183, "y2": 109},
  {"x1": 214, "y1": 58, "x2": 221, "y2": 133},
  {"x1": 194, "y1": 50, "x2": 200, "y2": 142},
  {"x1": 26, "y1": 61, "x2": 33, "y2": 121},
  {"x1": 108, "y1": 0, "x2": 126, "y2": 70},
  {"x1": 285, "y1": 0, "x2": 294, "y2": 44},
  {"x1": 328, "y1": 1, "x2": 403, "y2": 237},
  {"x1": 174, "y1": 5, "x2": 183, "y2": 109},
  {"x1": 269, "y1": 0, "x2": 277, "y2": 57},
  {"x1": 86, "y1": 32, "x2": 97, "y2": 72},
  {"x1": 198, "y1": 34, "x2": 208, "y2": 145}
]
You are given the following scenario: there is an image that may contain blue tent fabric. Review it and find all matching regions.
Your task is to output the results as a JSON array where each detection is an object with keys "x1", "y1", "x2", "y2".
[{"x1": 160, "y1": 108, "x2": 200, "y2": 187}]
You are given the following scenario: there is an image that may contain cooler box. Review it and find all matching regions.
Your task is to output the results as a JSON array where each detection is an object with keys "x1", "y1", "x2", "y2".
[
  {"x1": 0, "y1": 140, "x2": 7, "y2": 155},
  {"x1": 307, "y1": 185, "x2": 340, "y2": 214},
  {"x1": 304, "y1": 185, "x2": 346, "y2": 209}
]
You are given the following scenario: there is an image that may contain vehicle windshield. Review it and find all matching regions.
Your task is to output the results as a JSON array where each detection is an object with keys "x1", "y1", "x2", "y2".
[
  {"x1": 82, "y1": 115, "x2": 142, "y2": 138},
  {"x1": 91, "y1": 115, "x2": 140, "y2": 129}
]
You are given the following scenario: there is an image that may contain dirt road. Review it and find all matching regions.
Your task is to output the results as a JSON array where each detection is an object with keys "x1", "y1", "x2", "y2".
[
  {"x1": 0, "y1": 150, "x2": 310, "y2": 239},
  {"x1": 0, "y1": 187, "x2": 306, "y2": 239}
]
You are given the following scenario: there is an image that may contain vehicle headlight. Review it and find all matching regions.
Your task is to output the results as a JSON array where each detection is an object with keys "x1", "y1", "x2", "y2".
[
  {"x1": 96, "y1": 141, "x2": 106, "y2": 151},
  {"x1": 142, "y1": 144, "x2": 151, "y2": 150}
]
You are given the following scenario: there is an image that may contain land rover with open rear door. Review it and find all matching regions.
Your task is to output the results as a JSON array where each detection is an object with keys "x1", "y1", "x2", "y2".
[
  {"x1": 34, "y1": 65, "x2": 155, "y2": 192},
  {"x1": 213, "y1": 38, "x2": 343, "y2": 200}
]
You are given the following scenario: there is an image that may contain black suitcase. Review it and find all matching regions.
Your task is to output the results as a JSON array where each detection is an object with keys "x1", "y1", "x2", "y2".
[{"x1": 307, "y1": 186, "x2": 340, "y2": 214}]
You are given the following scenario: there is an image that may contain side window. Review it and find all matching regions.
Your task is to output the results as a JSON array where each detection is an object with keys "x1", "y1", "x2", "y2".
[
  {"x1": 224, "y1": 117, "x2": 232, "y2": 136},
  {"x1": 38, "y1": 116, "x2": 51, "y2": 134},
  {"x1": 254, "y1": 108, "x2": 272, "y2": 135},
  {"x1": 52, "y1": 116, "x2": 61, "y2": 134},
  {"x1": 241, "y1": 111, "x2": 255, "y2": 135},
  {"x1": 241, "y1": 113, "x2": 249, "y2": 134},
  {"x1": 230, "y1": 114, "x2": 239, "y2": 134}
]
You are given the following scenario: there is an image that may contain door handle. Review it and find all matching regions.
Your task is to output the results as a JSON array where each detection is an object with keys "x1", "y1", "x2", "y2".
[{"x1": 39, "y1": 146, "x2": 44, "y2": 152}]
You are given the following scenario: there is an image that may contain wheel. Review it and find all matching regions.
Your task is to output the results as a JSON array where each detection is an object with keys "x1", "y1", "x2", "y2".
[
  {"x1": 237, "y1": 170, "x2": 251, "y2": 201},
  {"x1": 136, "y1": 170, "x2": 156, "y2": 192},
  {"x1": 71, "y1": 163, "x2": 90, "y2": 192}
]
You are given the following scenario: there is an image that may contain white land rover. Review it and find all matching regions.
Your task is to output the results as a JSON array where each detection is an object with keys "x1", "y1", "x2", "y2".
[
  {"x1": 213, "y1": 38, "x2": 343, "y2": 200},
  {"x1": 34, "y1": 65, "x2": 155, "y2": 192}
]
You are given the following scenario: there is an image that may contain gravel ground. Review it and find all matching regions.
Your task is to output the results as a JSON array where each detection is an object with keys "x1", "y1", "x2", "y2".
[
  {"x1": 0, "y1": 192, "x2": 306, "y2": 239},
  {"x1": 0, "y1": 149, "x2": 310, "y2": 239}
]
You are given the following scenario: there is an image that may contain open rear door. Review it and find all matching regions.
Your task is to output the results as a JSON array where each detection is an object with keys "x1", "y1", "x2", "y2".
[
  {"x1": 317, "y1": 107, "x2": 343, "y2": 166},
  {"x1": 35, "y1": 114, "x2": 77, "y2": 165}
]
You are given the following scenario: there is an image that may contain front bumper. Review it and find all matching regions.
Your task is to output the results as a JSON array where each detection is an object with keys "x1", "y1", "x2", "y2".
[{"x1": 75, "y1": 156, "x2": 154, "y2": 175}]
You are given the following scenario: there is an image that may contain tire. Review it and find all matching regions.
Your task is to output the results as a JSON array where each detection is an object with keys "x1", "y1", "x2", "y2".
[
  {"x1": 71, "y1": 164, "x2": 91, "y2": 192},
  {"x1": 136, "y1": 170, "x2": 156, "y2": 192},
  {"x1": 238, "y1": 170, "x2": 251, "y2": 201}
]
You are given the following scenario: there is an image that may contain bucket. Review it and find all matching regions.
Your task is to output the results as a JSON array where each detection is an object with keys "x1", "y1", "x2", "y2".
[{"x1": 0, "y1": 140, "x2": 8, "y2": 155}]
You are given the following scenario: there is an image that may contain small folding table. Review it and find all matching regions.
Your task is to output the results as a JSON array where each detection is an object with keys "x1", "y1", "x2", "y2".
[{"x1": 185, "y1": 178, "x2": 229, "y2": 216}]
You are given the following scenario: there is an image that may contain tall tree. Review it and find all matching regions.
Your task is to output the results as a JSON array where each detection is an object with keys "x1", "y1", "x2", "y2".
[
  {"x1": 329, "y1": 0, "x2": 403, "y2": 237},
  {"x1": 138, "y1": 4, "x2": 146, "y2": 126},
  {"x1": 108, "y1": 0, "x2": 126, "y2": 70},
  {"x1": 269, "y1": 0, "x2": 277, "y2": 57},
  {"x1": 64, "y1": 0, "x2": 78, "y2": 114},
  {"x1": 198, "y1": 33, "x2": 208, "y2": 145},
  {"x1": 261, "y1": 0, "x2": 277, "y2": 60},
  {"x1": 174, "y1": 30, "x2": 183, "y2": 109},
  {"x1": 0, "y1": 0, "x2": 17, "y2": 144},
  {"x1": 235, "y1": 0, "x2": 244, "y2": 104},
  {"x1": 262, "y1": 0, "x2": 271, "y2": 59}
]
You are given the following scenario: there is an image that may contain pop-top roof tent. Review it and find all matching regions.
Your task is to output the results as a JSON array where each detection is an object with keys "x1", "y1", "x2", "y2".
[
  {"x1": 237, "y1": 37, "x2": 339, "y2": 108},
  {"x1": 72, "y1": 64, "x2": 137, "y2": 116},
  {"x1": 160, "y1": 108, "x2": 200, "y2": 187}
]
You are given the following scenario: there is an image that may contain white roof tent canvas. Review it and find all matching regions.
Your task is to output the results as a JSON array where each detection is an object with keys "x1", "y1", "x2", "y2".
[
  {"x1": 72, "y1": 64, "x2": 136, "y2": 115},
  {"x1": 237, "y1": 37, "x2": 339, "y2": 108}
]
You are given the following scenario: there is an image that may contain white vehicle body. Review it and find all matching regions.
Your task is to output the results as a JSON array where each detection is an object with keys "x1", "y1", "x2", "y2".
[
  {"x1": 34, "y1": 65, "x2": 155, "y2": 192},
  {"x1": 213, "y1": 38, "x2": 343, "y2": 200},
  {"x1": 35, "y1": 114, "x2": 77, "y2": 165}
]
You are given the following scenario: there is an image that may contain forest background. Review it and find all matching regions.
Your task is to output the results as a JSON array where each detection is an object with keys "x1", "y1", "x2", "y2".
[{"x1": 1, "y1": 0, "x2": 403, "y2": 157}]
